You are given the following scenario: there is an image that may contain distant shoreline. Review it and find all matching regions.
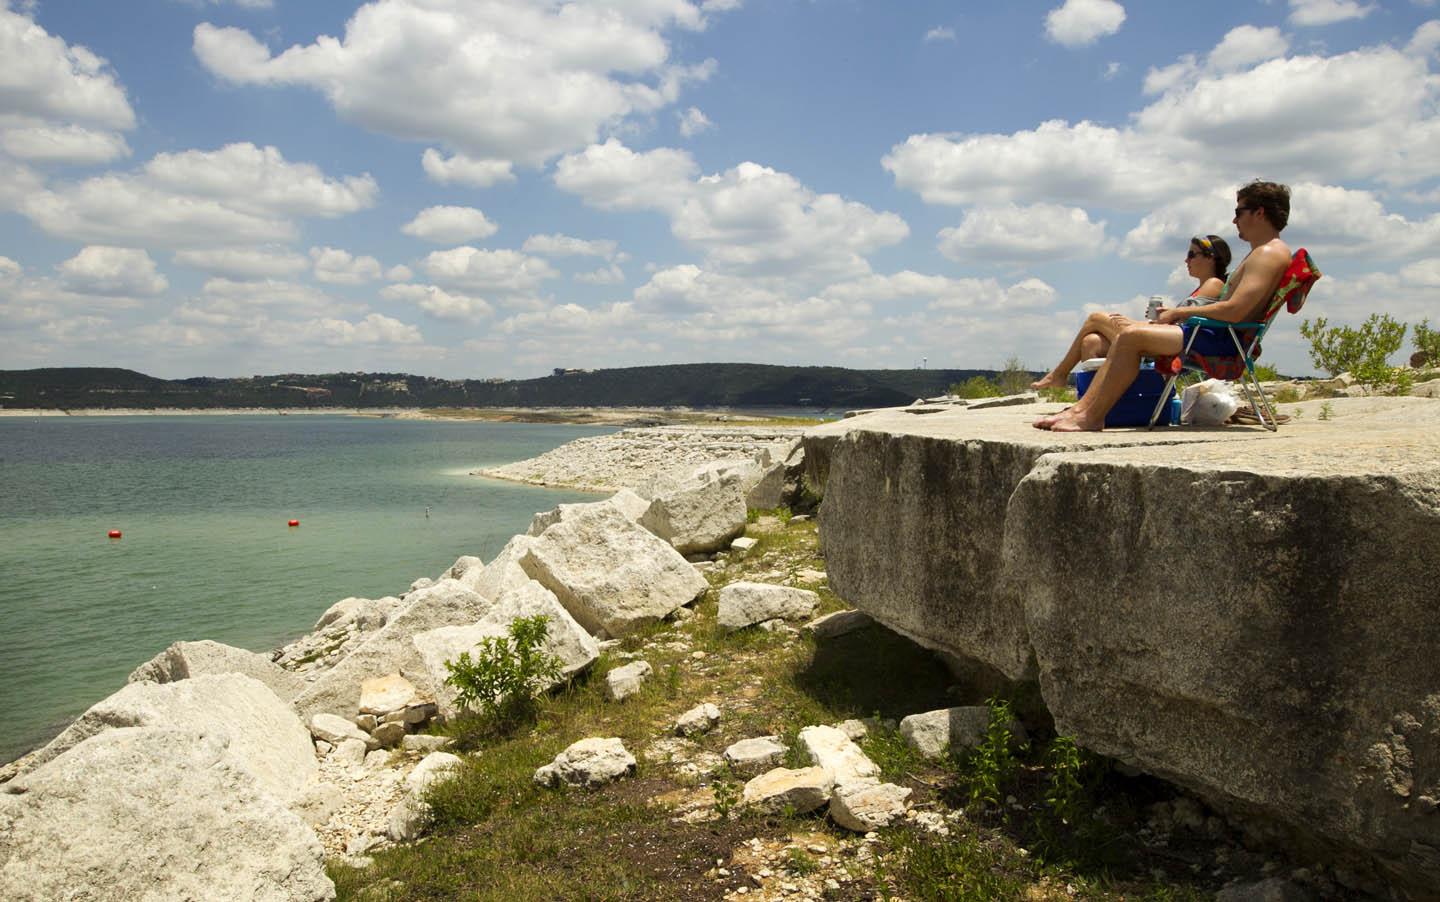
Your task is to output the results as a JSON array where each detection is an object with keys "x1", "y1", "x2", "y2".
[{"x1": 0, "y1": 406, "x2": 830, "y2": 427}]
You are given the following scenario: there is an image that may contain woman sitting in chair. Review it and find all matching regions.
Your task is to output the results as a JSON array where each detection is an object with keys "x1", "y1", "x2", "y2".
[{"x1": 1029, "y1": 235, "x2": 1231, "y2": 391}]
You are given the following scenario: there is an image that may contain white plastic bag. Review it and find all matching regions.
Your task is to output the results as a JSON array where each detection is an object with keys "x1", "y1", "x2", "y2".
[{"x1": 1181, "y1": 379, "x2": 1239, "y2": 425}]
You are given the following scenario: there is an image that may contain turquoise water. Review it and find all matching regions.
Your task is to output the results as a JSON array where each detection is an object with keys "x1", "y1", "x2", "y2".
[{"x1": 0, "y1": 415, "x2": 612, "y2": 765}]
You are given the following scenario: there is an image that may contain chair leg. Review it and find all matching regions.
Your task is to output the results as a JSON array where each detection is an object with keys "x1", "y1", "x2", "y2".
[{"x1": 1236, "y1": 367, "x2": 1279, "y2": 432}]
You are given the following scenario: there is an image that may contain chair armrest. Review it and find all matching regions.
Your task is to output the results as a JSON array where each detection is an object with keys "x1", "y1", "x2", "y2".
[{"x1": 1184, "y1": 316, "x2": 1266, "y2": 329}]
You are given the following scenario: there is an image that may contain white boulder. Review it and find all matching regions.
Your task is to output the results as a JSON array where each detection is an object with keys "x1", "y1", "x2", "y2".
[
  {"x1": 21, "y1": 673, "x2": 316, "y2": 804},
  {"x1": 0, "y1": 728, "x2": 334, "y2": 902},
  {"x1": 723, "y1": 736, "x2": 787, "y2": 770},
  {"x1": 359, "y1": 673, "x2": 422, "y2": 716},
  {"x1": 717, "y1": 582, "x2": 819, "y2": 632},
  {"x1": 519, "y1": 503, "x2": 708, "y2": 637},
  {"x1": 293, "y1": 579, "x2": 488, "y2": 721},
  {"x1": 798, "y1": 724, "x2": 879, "y2": 787},
  {"x1": 128, "y1": 639, "x2": 307, "y2": 702},
  {"x1": 606, "y1": 660, "x2": 653, "y2": 702},
  {"x1": 675, "y1": 702, "x2": 721, "y2": 737},
  {"x1": 534, "y1": 737, "x2": 637, "y2": 788},
  {"x1": 741, "y1": 766, "x2": 835, "y2": 815},
  {"x1": 638, "y1": 471, "x2": 748, "y2": 555},
  {"x1": 413, "y1": 580, "x2": 599, "y2": 720},
  {"x1": 830, "y1": 781, "x2": 912, "y2": 832}
]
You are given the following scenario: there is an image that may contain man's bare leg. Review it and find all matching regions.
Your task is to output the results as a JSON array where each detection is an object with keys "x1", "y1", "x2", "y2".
[{"x1": 1031, "y1": 313, "x2": 1131, "y2": 389}]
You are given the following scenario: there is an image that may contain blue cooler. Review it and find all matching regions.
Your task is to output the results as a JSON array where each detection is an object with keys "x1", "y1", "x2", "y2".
[{"x1": 1074, "y1": 364, "x2": 1176, "y2": 427}]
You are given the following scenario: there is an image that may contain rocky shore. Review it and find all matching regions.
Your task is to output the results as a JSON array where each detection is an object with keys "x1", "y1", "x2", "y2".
[{"x1": 0, "y1": 426, "x2": 816, "y2": 899}]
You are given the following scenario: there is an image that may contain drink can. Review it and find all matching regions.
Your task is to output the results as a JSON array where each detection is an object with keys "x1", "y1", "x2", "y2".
[{"x1": 1146, "y1": 296, "x2": 1167, "y2": 322}]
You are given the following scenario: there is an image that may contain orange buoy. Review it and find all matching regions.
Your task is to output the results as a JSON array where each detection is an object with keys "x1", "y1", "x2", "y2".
[
  {"x1": 288, "y1": 519, "x2": 300, "y2": 527},
  {"x1": 107, "y1": 530, "x2": 122, "y2": 539}
]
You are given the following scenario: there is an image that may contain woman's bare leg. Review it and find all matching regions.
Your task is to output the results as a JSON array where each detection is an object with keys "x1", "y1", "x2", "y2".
[
  {"x1": 1041, "y1": 323, "x2": 1185, "y2": 431},
  {"x1": 1031, "y1": 312, "x2": 1130, "y2": 389}
]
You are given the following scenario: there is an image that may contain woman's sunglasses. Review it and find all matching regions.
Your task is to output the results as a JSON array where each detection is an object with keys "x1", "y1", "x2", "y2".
[{"x1": 1186, "y1": 249, "x2": 1212, "y2": 260}]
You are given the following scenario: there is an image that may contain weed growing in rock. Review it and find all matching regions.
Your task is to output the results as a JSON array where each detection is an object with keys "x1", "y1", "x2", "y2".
[
  {"x1": 712, "y1": 775, "x2": 742, "y2": 821},
  {"x1": 443, "y1": 615, "x2": 561, "y2": 728},
  {"x1": 961, "y1": 697, "x2": 1027, "y2": 810}
]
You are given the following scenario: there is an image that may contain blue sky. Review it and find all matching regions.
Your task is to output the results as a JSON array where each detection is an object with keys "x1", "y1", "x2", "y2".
[{"x1": 3, "y1": 0, "x2": 1438, "y2": 380}]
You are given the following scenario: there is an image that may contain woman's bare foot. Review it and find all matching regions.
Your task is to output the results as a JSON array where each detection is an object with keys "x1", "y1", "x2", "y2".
[{"x1": 1030, "y1": 372, "x2": 1069, "y2": 390}]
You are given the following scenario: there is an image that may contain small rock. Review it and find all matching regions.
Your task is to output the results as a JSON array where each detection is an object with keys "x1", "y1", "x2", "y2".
[
  {"x1": 372, "y1": 721, "x2": 406, "y2": 749},
  {"x1": 724, "y1": 736, "x2": 787, "y2": 770},
  {"x1": 607, "y1": 660, "x2": 653, "y2": 701},
  {"x1": 534, "y1": 737, "x2": 637, "y2": 788},
  {"x1": 675, "y1": 703, "x2": 721, "y2": 737}
]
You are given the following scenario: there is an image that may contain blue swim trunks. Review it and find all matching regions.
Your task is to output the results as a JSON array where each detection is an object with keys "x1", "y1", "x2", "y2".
[{"x1": 1180, "y1": 322, "x2": 1243, "y2": 357}]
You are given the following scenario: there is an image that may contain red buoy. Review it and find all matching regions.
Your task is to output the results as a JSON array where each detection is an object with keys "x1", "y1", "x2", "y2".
[
  {"x1": 288, "y1": 519, "x2": 300, "y2": 527},
  {"x1": 107, "y1": 530, "x2": 122, "y2": 539}
]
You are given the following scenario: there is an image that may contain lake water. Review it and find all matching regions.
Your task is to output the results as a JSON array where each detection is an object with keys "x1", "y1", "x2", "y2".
[{"x1": 0, "y1": 415, "x2": 612, "y2": 765}]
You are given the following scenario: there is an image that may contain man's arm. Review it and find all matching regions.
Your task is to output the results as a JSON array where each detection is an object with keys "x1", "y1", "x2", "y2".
[{"x1": 1160, "y1": 243, "x2": 1290, "y2": 325}]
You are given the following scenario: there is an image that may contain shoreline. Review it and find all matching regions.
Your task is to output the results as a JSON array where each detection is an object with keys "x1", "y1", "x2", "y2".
[{"x1": 0, "y1": 406, "x2": 831, "y2": 427}]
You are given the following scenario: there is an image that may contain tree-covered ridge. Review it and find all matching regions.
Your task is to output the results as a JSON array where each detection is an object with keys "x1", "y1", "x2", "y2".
[{"x1": 0, "y1": 364, "x2": 996, "y2": 411}]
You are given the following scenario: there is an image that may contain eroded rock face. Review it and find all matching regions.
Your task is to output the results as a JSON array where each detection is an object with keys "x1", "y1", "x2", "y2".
[
  {"x1": 0, "y1": 728, "x2": 334, "y2": 902},
  {"x1": 812, "y1": 400, "x2": 1440, "y2": 895},
  {"x1": 519, "y1": 503, "x2": 708, "y2": 638}
]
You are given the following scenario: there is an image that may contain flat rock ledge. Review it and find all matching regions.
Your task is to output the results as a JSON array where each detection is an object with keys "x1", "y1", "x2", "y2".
[
  {"x1": 805, "y1": 395, "x2": 1440, "y2": 897},
  {"x1": 474, "y1": 425, "x2": 805, "y2": 493}
]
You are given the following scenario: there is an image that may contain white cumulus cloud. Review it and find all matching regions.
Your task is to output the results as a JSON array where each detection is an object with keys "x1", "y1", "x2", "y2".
[
  {"x1": 56, "y1": 245, "x2": 168, "y2": 296},
  {"x1": 401, "y1": 206, "x2": 499, "y2": 243},
  {"x1": 937, "y1": 204, "x2": 1109, "y2": 263},
  {"x1": 310, "y1": 247, "x2": 384, "y2": 285},
  {"x1": 193, "y1": 0, "x2": 728, "y2": 167},
  {"x1": 420, "y1": 150, "x2": 516, "y2": 187},
  {"x1": 1288, "y1": 0, "x2": 1377, "y2": 27},
  {"x1": 1044, "y1": 0, "x2": 1125, "y2": 48}
]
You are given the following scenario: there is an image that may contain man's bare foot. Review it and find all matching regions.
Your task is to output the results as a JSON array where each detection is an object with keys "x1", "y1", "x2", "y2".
[
  {"x1": 1032, "y1": 406, "x2": 1073, "y2": 428},
  {"x1": 1048, "y1": 412, "x2": 1104, "y2": 432},
  {"x1": 1030, "y1": 372, "x2": 1069, "y2": 390}
]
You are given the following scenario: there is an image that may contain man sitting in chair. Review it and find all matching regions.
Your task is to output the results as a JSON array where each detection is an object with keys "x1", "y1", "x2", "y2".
[{"x1": 1034, "y1": 180, "x2": 1292, "y2": 432}]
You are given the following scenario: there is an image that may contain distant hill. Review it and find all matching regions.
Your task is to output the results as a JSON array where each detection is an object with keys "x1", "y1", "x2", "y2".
[{"x1": 0, "y1": 364, "x2": 1000, "y2": 411}]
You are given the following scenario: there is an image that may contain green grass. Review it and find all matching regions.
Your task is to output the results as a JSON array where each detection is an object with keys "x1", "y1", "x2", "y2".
[{"x1": 330, "y1": 515, "x2": 1244, "y2": 902}]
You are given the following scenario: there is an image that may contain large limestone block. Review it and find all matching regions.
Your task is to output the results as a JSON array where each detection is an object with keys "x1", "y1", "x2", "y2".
[
  {"x1": 519, "y1": 503, "x2": 708, "y2": 637},
  {"x1": 413, "y1": 579, "x2": 599, "y2": 719},
  {"x1": 817, "y1": 425, "x2": 1050, "y2": 678},
  {"x1": 717, "y1": 582, "x2": 819, "y2": 632},
  {"x1": 998, "y1": 442, "x2": 1440, "y2": 895},
  {"x1": 22, "y1": 673, "x2": 315, "y2": 803},
  {"x1": 128, "y1": 638, "x2": 308, "y2": 702},
  {"x1": 638, "y1": 470, "x2": 748, "y2": 554},
  {"x1": 0, "y1": 728, "x2": 334, "y2": 902},
  {"x1": 294, "y1": 579, "x2": 489, "y2": 721}
]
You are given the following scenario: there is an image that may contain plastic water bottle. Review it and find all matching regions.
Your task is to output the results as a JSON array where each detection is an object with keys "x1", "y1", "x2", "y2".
[{"x1": 1169, "y1": 396, "x2": 1182, "y2": 426}]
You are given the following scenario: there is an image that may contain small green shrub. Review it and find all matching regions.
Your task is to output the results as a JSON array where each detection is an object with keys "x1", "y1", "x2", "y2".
[
  {"x1": 1415, "y1": 318, "x2": 1440, "y2": 365},
  {"x1": 1252, "y1": 363, "x2": 1281, "y2": 382},
  {"x1": 443, "y1": 614, "x2": 562, "y2": 726},
  {"x1": 1319, "y1": 401, "x2": 1334, "y2": 421},
  {"x1": 712, "y1": 776, "x2": 741, "y2": 820},
  {"x1": 1273, "y1": 387, "x2": 1300, "y2": 404},
  {"x1": 1300, "y1": 313, "x2": 1409, "y2": 394},
  {"x1": 949, "y1": 375, "x2": 1001, "y2": 399}
]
